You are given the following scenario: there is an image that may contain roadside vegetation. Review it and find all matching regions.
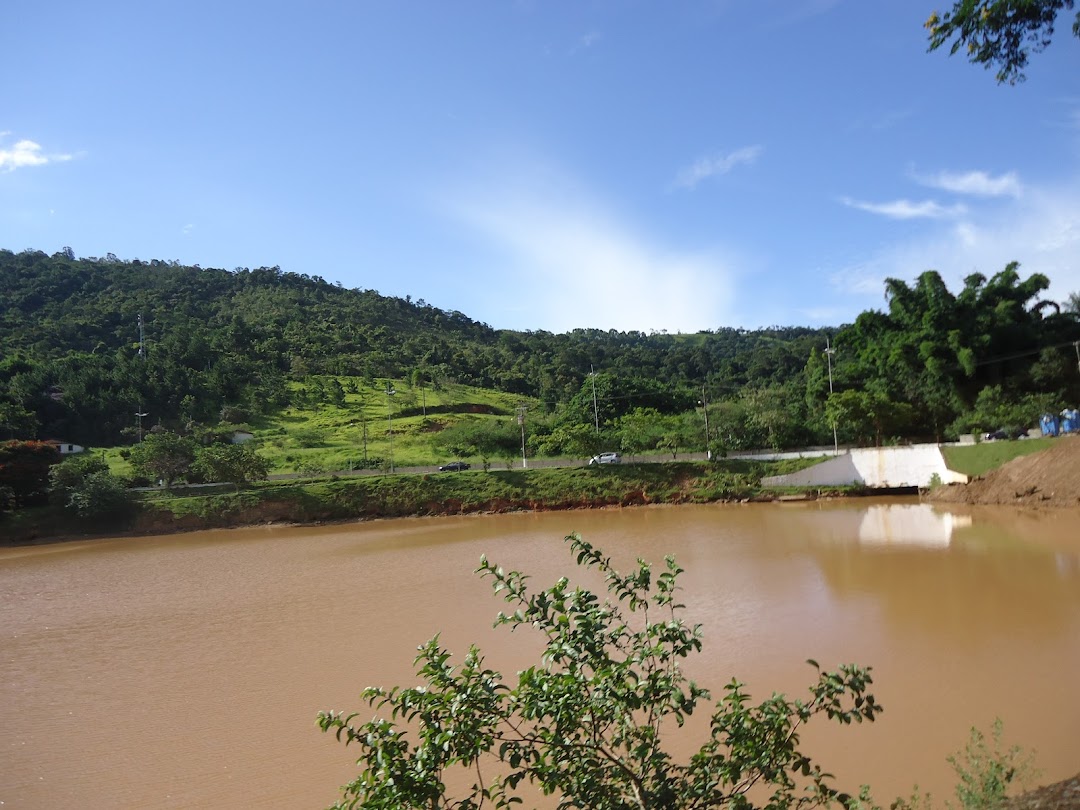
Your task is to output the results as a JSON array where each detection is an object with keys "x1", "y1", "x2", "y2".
[{"x1": 2, "y1": 455, "x2": 831, "y2": 543}]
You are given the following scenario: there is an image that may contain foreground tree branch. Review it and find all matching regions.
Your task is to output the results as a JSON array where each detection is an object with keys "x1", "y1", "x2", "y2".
[{"x1": 318, "y1": 534, "x2": 882, "y2": 810}]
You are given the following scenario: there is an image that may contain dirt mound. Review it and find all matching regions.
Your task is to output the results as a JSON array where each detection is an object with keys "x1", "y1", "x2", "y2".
[
  {"x1": 1006, "y1": 772, "x2": 1080, "y2": 810},
  {"x1": 932, "y1": 435, "x2": 1080, "y2": 508}
]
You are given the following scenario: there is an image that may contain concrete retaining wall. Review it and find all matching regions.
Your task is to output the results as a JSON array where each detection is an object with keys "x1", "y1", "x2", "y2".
[{"x1": 761, "y1": 444, "x2": 968, "y2": 489}]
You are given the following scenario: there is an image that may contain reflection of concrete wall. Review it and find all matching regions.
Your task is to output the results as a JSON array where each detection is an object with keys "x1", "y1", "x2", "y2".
[
  {"x1": 761, "y1": 445, "x2": 968, "y2": 488},
  {"x1": 858, "y1": 504, "x2": 972, "y2": 547}
]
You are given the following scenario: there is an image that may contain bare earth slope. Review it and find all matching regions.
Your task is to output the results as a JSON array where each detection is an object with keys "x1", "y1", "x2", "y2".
[
  {"x1": 1005, "y1": 773, "x2": 1080, "y2": 810},
  {"x1": 932, "y1": 435, "x2": 1080, "y2": 508}
]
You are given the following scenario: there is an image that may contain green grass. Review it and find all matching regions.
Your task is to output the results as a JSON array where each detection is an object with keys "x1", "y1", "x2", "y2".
[
  {"x1": 251, "y1": 378, "x2": 537, "y2": 473},
  {"x1": 942, "y1": 437, "x2": 1055, "y2": 478},
  {"x1": 94, "y1": 378, "x2": 540, "y2": 477}
]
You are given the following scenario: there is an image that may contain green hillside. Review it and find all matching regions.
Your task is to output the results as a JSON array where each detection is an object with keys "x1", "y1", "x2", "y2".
[{"x1": 3, "y1": 249, "x2": 1079, "y2": 461}]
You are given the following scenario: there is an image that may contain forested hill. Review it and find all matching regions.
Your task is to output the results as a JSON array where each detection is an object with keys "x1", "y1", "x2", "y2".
[
  {"x1": 0, "y1": 249, "x2": 829, "y2": 445},
  {"x1": 3, "y1": 249, "x2": 1078, "y2": 449}
]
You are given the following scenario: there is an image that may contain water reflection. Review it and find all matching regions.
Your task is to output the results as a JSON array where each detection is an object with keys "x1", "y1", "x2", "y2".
[{"x1": 858, "y1": 503, "x2": 971, "y2": 547}]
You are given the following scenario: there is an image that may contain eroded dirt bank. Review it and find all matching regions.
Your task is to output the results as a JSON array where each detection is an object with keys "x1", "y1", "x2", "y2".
[
  {"x1": 931, "y1": 435, "x2": 1080, "y2": 508},
  {"x1": 1006, "y1": 773, "x2": 1080, "y2": 810}
]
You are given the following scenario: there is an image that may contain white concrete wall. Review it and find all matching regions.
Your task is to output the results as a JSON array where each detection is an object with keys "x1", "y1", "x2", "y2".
[{"x1": 761, "y1": 444, "x2": 968, "y2": 489}]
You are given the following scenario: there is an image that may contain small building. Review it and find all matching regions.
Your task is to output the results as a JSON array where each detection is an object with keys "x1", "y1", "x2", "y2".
[{"x1": 44, "y1": 440, "x2": 85, "y2": 455}]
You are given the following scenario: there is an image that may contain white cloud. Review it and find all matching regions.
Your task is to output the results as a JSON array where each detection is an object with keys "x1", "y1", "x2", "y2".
[
  {"x1": 182, "y1": 223, "x2": 195, "y2": 235},
  {"x1": 841, "y1": 197, "x2": 967, "y2": 220},
  {"x1": 0, "y1": 136, "x2": 73, "y2": 172},
  {"x1": 830, "y1": 179, "x2": 1080, "y2": 309},
  {"x1": 578, "y1": 31, "x2": 600, "y2": 48},
  {"x1": 671, "y1": 145, "x2": 762, "y2": 191},
  {"x1": 566, "y1": 31, "x2": 601, "y2": 56},
  {"x1": 915, "y1": 169, "x2": 1023, "y2": 198},
  {"x1": 440, "y1": 170, "x2": 739, "y2": 333}
]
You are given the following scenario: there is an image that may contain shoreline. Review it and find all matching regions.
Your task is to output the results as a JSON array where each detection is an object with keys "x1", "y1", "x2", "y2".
[{"x1": 2, "y1": 467, "x2": 869, "y2": 547}]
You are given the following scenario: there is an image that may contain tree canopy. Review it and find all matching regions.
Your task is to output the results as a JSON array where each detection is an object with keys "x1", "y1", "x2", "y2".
[{"x1": 926, "y1": 0, "x2": 1079, "y2": 83}]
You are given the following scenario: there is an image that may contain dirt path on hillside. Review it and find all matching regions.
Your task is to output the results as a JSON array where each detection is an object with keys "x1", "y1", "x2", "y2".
[{"x1": 931, "y1": 435, "x2": 1080, "y2": 508}]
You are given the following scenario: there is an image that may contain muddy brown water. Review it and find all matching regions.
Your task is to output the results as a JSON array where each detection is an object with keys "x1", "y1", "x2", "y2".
[{"x1": 2, "y1": 499, "x2": 1079, "y2": 809}]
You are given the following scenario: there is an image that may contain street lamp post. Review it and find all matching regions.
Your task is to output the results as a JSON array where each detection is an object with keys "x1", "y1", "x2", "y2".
[
  {"x1": 517, "y1": 404, "x2": 527, "y2": 469},
  {"x1": 135, "y1": 410, "x2": 149, "y2": 443},
  {"x1": 386, "y1": 383, "x2": 396, "y2": 473},
  {"x1": 824, "y1": 338, "x2": 838, "y2": 454},
  {"x1": 590, "y1": 365, "x2": 600, "y2": 436}
]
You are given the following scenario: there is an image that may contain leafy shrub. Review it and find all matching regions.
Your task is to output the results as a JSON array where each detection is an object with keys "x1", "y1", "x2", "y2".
[
  {"x1": 49, "y1": 454, "x2": 135, "y2": 523},
  {"x1": 319, "y1": 534, "x2": 882, "y2": 809},
  {"x1": 946, "y1": 719, "x2": 1036, "y2": 810}
]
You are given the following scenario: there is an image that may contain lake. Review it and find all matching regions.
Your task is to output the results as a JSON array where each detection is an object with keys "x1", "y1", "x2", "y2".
[{"x1": 2, "y1": 499, "x2": 1078, "y2": 808}]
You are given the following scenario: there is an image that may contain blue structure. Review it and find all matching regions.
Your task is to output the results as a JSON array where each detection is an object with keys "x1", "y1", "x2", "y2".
[
  {"x1": 1041, "y1": 413, "x2": 1060, "y2": 436},
  {"x1": 1061, "y1": 409, "x2": 1080, "y2": 434}
]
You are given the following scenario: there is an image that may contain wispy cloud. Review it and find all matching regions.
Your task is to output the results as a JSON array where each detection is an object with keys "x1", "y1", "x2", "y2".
[
  {"x1": 0, "y1": 135, "x2": 73, "y2": 173},
  {"x1": 914, "y1": 169, "x2": 1023, "y2": 198},
  {"x1": 577, "y1": 31, "x2": 601, "y2": 49},
  {"x1": 841, "y1": 196, "x2": 967, "y2": 220},
  {"x1": 830, "y1": 178, "x2": 1080, "y2": 309},
  {"x1": 439, "y1": 165, "x2": 739, "y2": 332},
  {"x1": 182, "y1": 223, "x2": 195, "y2": 235},
  {"x1": 671, "y1": 145, "x2": 763, "y2": 191}
]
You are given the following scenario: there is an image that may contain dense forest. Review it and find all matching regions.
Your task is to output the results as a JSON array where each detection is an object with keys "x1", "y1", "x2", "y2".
[{"x1": 2, "y1": 247, "x2": 1079, "y2": 450}]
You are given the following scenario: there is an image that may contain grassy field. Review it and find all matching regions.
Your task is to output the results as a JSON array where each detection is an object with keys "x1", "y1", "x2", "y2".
[
  {"x1": 941, "y1": 437, "x2": 1056, "y2": 478},
  {"x1": 104, "y1": 377, "x2": 542, "y2": 476}
]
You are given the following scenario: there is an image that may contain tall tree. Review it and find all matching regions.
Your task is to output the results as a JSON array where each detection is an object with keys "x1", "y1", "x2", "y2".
[{"x1": 128, "y1": 431, "x2": 198, "y2": 488}]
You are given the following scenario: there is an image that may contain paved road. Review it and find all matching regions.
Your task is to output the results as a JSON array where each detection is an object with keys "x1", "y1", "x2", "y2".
[
  {"x1": 264, "y1": 446, "x2": 842, "y2": 481},
  {"x1": 139, "y1": 447, "x2": 842, "y2": 491}
]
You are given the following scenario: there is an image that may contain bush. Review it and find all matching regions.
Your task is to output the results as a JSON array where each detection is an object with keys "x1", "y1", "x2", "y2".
[
  {"x1": 49, "y1": 454, "x2": 135, "y2": 524},
  {"x1": 947, "y1": 719, "x2": 1036, "y2": 810},
  {"x1": 320, "y1": 534, "x2": 882, "y2": 809}
]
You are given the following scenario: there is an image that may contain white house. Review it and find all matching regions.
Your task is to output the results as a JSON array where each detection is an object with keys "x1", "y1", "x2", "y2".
[{"x1": 45, "y1": 440, "x2": 85, "y2": 455}]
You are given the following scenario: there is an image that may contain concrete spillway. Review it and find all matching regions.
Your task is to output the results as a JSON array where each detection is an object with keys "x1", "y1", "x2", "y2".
[{"x1": 760, "y1": 444, "x2": 968, "y2": 489}]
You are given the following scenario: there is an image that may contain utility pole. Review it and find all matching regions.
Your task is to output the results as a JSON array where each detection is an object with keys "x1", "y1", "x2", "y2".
[
  {"x1": 699, "y1": 384, "x2": 711, "y2": 459},
  {"x1": 360, "y1": 393, "x2": 369, "y2": 466},
  {"x1": 137, "y1": 314, "x2": 147, "y2": 443},
  {"x1": 386, "y1": 382, "x2": 396, "y2": 473},
  {"x1": 517, "y1": 404, "x2": 528, "y2": 469},
  {"x1": 825, "y1": 337, "x2": 838, "y2": 455},
  {"x1": 590, "y1": 365, "x2": 600, "y2": 436}
]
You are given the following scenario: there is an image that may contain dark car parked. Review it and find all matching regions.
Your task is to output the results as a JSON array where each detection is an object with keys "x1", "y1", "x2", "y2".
[
  {"x1": 983, "y1": 428, "x2": 1027, "y2": 441},
  {"x1": 438, "y1": 461, "x2": 471, "y2": 472}
]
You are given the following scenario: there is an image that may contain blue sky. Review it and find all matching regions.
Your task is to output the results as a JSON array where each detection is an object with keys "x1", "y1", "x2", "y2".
[{"x1": 3, "y1": 1, "x2": 1078, "y2": 333}]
